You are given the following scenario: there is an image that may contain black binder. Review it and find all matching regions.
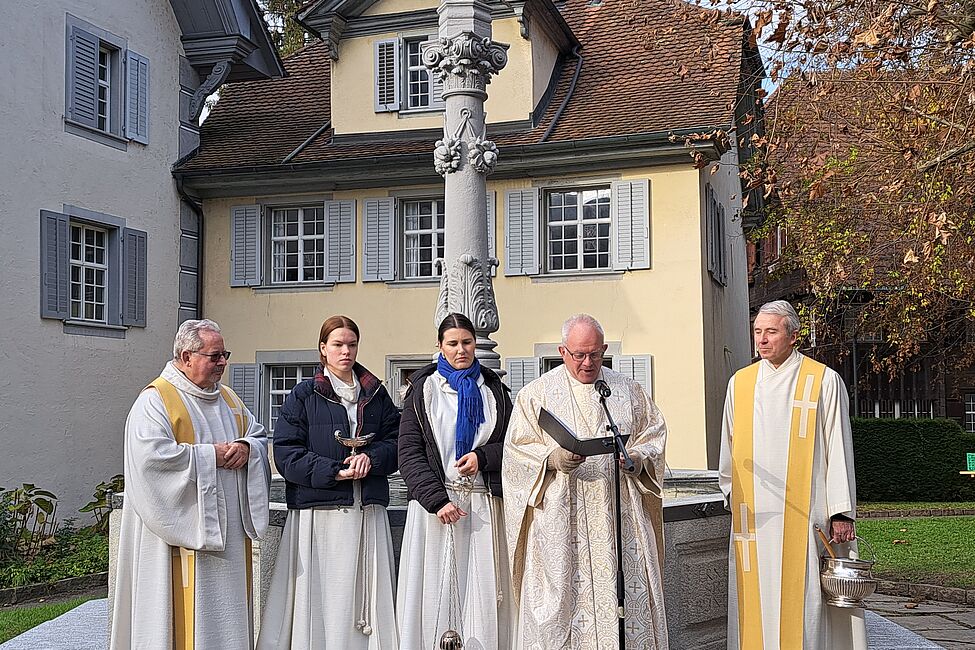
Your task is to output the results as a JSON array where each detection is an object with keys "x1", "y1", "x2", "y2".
[{"x1": 538, "y1": 407, "x2": 629, "y2": 457}]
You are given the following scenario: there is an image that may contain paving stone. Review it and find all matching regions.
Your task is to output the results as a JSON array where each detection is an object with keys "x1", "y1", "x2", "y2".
[
  {"x1": 866, "y1": 611, "x2": 945, "y2": 648},
  {"x1": 945, "y1": 611, "x2": 975, "y2": 628},
  {"x1": 892, "y1": 615, "x2": 971, "y2": 632}
]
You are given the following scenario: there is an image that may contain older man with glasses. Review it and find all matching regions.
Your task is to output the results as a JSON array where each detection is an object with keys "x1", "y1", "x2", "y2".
[
  {"x1": 502, "y1": 313, "x2": 669, "y2": 649},
  {"x1": 111, "y1": 319, "x2": 270, "y2": 650}
]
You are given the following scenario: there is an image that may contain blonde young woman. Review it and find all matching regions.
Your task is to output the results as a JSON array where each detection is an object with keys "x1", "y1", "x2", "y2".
[
  {"x1": 257, "y1": 315, "x2": 400, "y2": 649},
  {"x1": 396, "y1": 312, "x2": 514, "y2": 649}
]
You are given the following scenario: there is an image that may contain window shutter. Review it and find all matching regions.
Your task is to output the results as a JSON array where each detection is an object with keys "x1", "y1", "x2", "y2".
[
  {"x1": 486, "y1": 190, "x2": 497, "y2": 276},
  {"x1": 428, "y1": 35, "x2": 445, "y2": 109},
  {"x1": 611, "y1": 179, "x2": 651, "y2": 271},
  {"x1": 67, "y1": 25, "x2": 99, "y2": 128},
  {"x1": 121, "y1": 227, "x2": 148, "y2": 327},
  {"x1": 706, "y1": 187, "x2": 716, "y2": 276},
  {"x1": 614, "y1": 355, "x2": 653, "y2": 396},
  {"x1": 229, "y1": 364, "x2": 259, "y2": 417},
  {"x1": 324, "y1": 199, "x2": 356, "y2": 283},
  {"x1": 40, "y1": 210, "x2": 70, "y2": 320},
  {"x1": 504, "y1": 357, "x2": 540, "y2": 400},
  {"x1": 230, "y1": 205, "x2": 261, "y2": 287},
  {"x1": 124, "y1": 50, "x2": 149, "y2": 144},
  {"x1": 374, "y1": 39, "x2": 400, "y2": 112},
  {"x1": 504, "y1": 188, "x2": 539, "y2": 276},
  {"x1": 362, "y1": 198, "x2": 395, "y2": 282}
]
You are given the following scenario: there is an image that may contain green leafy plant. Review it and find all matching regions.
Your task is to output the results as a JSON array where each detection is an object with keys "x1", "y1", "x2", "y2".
[
  {"x1": 79, "y1": 474, "x2": 124, "y2": 534},
  {"x1": 2, "y1": 484, "x2": 59, "y2": 562}
]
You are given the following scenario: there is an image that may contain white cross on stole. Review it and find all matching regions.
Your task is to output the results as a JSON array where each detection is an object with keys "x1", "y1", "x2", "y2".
[
  {"x1": 793, "y1": 374, "x2": 818, "y2": 439},
  {"x1": 732, "y1": 503, "x2": 757, "y2": 572}
]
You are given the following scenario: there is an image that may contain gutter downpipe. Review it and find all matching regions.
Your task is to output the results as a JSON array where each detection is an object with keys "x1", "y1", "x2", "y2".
[
  {"x1": 282, "y1": 120, "x2": 332, "y2": 164},
  {"x1": 540, "y1": 46, "x2": 583, "y2": 143},
  {"x1": 176, "y1": 175, "x2": 206, "y2": 319}
]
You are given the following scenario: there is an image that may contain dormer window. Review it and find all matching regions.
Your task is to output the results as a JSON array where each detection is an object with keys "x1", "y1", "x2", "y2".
[{"x1": 374, "y1": 36, "x2": 445, "y2": 114}]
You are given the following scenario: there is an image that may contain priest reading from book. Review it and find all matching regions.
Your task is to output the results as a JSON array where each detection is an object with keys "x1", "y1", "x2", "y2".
[
  {"x1": 719, "y1": 300, "x2": 866, "y2": 649},
  {"x1": 110, "y1": 319, "x2": 270, "y2": 650},
  {"x1": 502, "y1": 314, "x2": 669, "y2": 649}
]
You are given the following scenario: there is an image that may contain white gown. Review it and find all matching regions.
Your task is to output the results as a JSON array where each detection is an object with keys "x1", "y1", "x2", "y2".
[
  {"x1": 257, "y1": 370, "x2": 398, "y2": 649},
  {"x1": 396, "y1": 373, "x2": 515, "y2": 650}
]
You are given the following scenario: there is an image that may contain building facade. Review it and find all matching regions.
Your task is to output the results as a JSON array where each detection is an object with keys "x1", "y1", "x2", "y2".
[
  {"x1": 0, "y1": 0, "x2": 282, "y2": 513},
  {"x1": 176, "y1": 0, "x2": 764, "y2": 470}
]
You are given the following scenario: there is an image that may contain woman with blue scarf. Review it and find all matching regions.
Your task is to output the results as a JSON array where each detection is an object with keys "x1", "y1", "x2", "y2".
[{"x1": 397, "y1": 313, "x2": 514, "y2": 650}]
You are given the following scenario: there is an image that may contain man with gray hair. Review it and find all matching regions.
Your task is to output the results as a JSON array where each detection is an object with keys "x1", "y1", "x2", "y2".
[
  {"x1": 503, "y1": 314, "x2": 669, "y2": 648},
  {"x1": 719, "y1": 300, "x2": 865, "y2": 649},
  {"x1": 111, "y1": 319, "x2": 270, "y2": 650}
]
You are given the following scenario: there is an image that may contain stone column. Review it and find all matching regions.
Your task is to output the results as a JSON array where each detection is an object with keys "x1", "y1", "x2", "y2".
[{"x1": 423, "y1": 0, "x2": 508, "y2": 372}]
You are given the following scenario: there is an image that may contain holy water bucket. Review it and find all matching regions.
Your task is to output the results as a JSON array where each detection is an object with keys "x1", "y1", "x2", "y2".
[{"x1": 819, "y1": 536, "x2": 878, "y2": 608}]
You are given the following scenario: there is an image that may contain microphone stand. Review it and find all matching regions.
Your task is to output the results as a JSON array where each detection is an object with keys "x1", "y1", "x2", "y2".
[{"x1": 597, "y1": 384, "x2": 633, "y2": 649}]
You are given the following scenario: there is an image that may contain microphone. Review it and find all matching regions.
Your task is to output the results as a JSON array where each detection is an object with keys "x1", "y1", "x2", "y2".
[{"x1": 594, "y1": 379, "x2": 612, "y2": 398}]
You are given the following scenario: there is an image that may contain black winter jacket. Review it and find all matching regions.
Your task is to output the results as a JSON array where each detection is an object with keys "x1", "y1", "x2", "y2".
[
  {"x1": 273, "y1": 363, "x2": 400, "y2": 509},
  {"x1": 398, "y1": 363, "x2": 512, "y2": 514}
]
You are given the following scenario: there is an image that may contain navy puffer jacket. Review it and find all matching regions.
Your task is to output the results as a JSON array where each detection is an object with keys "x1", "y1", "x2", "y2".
[{"x1": 273, "y1": 363, "x2": 400, "y2": 509}]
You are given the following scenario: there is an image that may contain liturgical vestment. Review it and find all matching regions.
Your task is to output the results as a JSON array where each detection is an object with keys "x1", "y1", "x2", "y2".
[
  {"x1": 503, "y1": 365, "x2": 668, "y2": 650},
  {"x1": 110, "y1": 361, "x2": 270, "y2": 650},
  {"x1": 718, "y1": 350, "x2": 867, "y2": 650}
]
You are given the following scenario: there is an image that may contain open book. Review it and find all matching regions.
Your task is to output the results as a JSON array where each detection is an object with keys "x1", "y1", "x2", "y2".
[{"x1": 538, "y1": 407, "x2": 630, "y2": 457}]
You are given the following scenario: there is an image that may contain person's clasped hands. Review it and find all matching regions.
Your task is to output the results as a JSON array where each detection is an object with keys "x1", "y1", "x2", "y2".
[
  {"x1": 548, "y1": 448, "x2": 585, "y2": 473},
  {"x1": 214, "y1": 440, "x2": 249, "y2": 469}
]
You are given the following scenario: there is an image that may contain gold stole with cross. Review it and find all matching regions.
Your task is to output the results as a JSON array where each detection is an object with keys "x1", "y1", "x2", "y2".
[
  {"x1": 146, "y1": 377, "x2": 253, "y2": 650},
  {"x1": 730, "y1": 355, "x2": 827, "y2": 649}
]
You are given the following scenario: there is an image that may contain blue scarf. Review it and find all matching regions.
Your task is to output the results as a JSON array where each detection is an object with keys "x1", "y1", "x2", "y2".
[{"x1": 437, "y1": 354, "x2": 485, "y2": 460}]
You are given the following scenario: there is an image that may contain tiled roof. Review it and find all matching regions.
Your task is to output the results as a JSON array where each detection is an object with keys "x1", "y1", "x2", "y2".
[{"x1": 180, "y1": 0, "x2": 749, "y2": 171}]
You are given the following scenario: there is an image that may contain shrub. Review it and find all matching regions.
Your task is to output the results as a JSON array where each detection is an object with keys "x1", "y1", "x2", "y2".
[
  {"x1": 0, "y1": 528, "x2": 108, "y2": 588},
  {"x1": 853, "y1": 418, "x2": 975, "y2": 502},
  {"x1": 79, "y1": 474, "x2": 124, "y2": 534}
]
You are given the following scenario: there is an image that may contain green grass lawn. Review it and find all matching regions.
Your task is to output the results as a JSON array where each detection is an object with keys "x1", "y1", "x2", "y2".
[
  {"x1": 859, "y1": 501, "x2": 975, "y2": 511},
  {"x1": 856, "y1": 516, "x2": 975, "y2": 589},
  {"x1": 0, "y1": 596, "x2": 95, "y2": 643}
]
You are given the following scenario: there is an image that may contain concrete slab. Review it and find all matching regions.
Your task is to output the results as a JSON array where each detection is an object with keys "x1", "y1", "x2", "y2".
[
  {"x1": 0, "y1": 599, "x2": 107, "y2": 650},
  {"x1": 866, "y1": 611, "x2": 945, "y2": 649}
]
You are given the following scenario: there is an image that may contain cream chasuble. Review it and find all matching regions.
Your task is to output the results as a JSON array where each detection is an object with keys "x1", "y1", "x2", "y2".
[
  {"x1": 111, "y1": 361, "x2": 270, "y2": 650},
  {"x1": 502, "y1": 365, "x2": 668, "y2": 650},
  {"x1": 718, "y1": 350, "x2": 867, "y2": 650}
]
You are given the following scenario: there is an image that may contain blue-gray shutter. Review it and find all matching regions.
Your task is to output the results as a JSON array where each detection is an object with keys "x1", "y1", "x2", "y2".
[
  {"x1": 67, "y1": 25, "x2": 99, "y2": 128},
  {"x1": 486, "y1": 190, "x2": 497, "y2": 276},
  {"x1": 614, "y1": 355, "x2": 653, "y2": 396},
  {"x1": 362, "y1": 198, "x2": 395, "y2": 282},
  {"x1": 40, "y1": 210, "x2": 70, "y2": 319},
  {"x1": 428, "y1": 35, "x2": 445, "y2": 110},
  {"x1": 504, "y1": 188, "x2": 539, "y2": 276},
  {"x1": 124, "y1": 50, "x2": 149, "y2": 144},
  {"x1": 229, "y1": 364, "x2": 259, "y2": 417},
  {"x1": 374, "y1": 39, "x2": 400, "y2": 112},
  {"x1": 230, "y1": 205, "x2": 261, "y2": 287},
  {"x1": 504, "y1": 357, "x2": 540, "y2": 400},
  {"x1": 324, "y1": 199, "x2": 356, "y2": 283},
  {"x1": 612, "y1": 179, "x2": 651, "y2": 271},
  {"x1": 706, "y1": 186, "x2": 717, "y2": 277},
  {"x1": 121, "y1": 227, "x2": 148, "y2": 327}
]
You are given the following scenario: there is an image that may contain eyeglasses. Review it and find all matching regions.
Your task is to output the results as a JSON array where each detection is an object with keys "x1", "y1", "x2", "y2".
[
  {"x1": 562, "y1": 347, "x2": 605, "y2": 363},
  {"x1": 191, "y1": 350, "x2": 231, "y2": 362}
]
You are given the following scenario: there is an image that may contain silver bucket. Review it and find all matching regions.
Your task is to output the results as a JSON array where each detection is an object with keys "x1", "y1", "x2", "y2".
[{"x1": 819, "y1": 536, "x2": 878, "y2": 608}]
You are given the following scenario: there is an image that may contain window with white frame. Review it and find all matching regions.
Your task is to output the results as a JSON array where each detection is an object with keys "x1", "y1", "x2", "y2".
[
  {"x1": 270, "y1": 207, "x2": 326, "y2": 283},
  {"x1": 69, "y1": 224, "x2": 109, "y2": 322},
  {"x1": 965, "y1": 393, "x2": 975, "y2": 433},
  {"x1": 64, "y1": 14, "x2": 149, "y2": 147},
  {"x1": 374, "y1": 36, "x2": 444, "y2": 113},
  {"x1": 268, "y1": 365, "x2": 318, "y2": 434},
  {"x1": 504, "y1": 180, "x2": 651, "y2": 278},
  {"x1": 401, "y1": 199, "x2": 445, "y2": 279},
  {"x1": 546, "y1": 188, "x2": 612, "y2": 272}
]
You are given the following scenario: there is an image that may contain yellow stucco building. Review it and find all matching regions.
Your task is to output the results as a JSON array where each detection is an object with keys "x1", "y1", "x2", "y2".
[{"x1": 175, "y1": 0, "x2": 765, "y2": 470}]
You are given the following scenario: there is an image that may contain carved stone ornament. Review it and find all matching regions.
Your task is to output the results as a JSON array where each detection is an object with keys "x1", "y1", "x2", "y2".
[
  {"x1": 189, "y1": 60, "x2": 233, "y2": 121},
  {"x1": 433, "y1": 135, "x2": 463, "y2": 176},
  {"x1": 422, "y1": 33, "x2": 509, "y2": 95},
  {"x1": 467, "y1": 136, "x2": 499, "y2": 174},
  {"x1": 434, "y1": 254, "x2": 501, "y2": 334}
]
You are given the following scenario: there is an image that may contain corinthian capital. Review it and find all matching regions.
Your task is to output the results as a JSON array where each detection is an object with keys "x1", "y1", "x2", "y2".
[{"x1": 422, "y1": 33, "x2": 509, "y2": 97}]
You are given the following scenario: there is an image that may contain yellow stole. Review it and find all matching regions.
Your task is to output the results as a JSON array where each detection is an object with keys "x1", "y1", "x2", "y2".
[
  {"x1": 731, "y1": 355, "x2": 827, "y2": 649},
  {"x1": 146, "y1": 377, "x2": 252, "y2": 650}
]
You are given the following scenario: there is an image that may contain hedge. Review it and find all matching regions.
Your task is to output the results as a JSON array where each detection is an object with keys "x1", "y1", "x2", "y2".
[{"x1": 852, "y1": 418, "x2": 975, "y2": 502}]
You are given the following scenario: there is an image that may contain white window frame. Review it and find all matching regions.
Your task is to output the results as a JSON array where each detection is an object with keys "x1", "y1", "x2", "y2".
[
  {"x1": 404, "y1": 38, "x2": 434, "y2": 110},
  {"x1": 400, "y1": 198, "x2": 445, "y2": 280},
  {"x1": 266, "y1": 364, "x2": 318, "y2": 435},
  {"x1": 964, "y1": 393, "x2": 975, "y2": 433},
  {"x1": 544, "y1": 186, "x2": 612, "y2": 273},
  {"x1": 69, "y1": 223, "x2": 109, "y2": 323},
  {"x1": 270, "y1": 206, "x2": 326, "y2": 284},
  {"x1": 386, "y1": 354, "x2": 433, "y2": 407}
]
